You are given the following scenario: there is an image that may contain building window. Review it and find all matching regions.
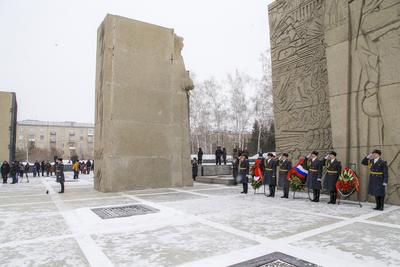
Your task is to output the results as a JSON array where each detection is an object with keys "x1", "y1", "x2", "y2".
[
  {"x1": 80, "y1": 136, "x2": 84, "y2": 141},
  {"x1": 19, "y1": 135, "x2": 24, "y2": 140},
  {"x1": 88, "y1": 136, "x2": 93, "y2": 143},
  {"x1": 28, "y1": 134, "x2": 35, "y2": 141},
  {"x1": 40, "y1": 135, "x2": 44, "y2": 141},
  {"x1": 88, "y1": 129, "x2": 94, "y2": 136}
]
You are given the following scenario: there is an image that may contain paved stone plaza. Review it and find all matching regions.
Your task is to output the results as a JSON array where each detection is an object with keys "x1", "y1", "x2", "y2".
[{"x1": 1, "y1": 173, "x2": 400, "y2": 267}]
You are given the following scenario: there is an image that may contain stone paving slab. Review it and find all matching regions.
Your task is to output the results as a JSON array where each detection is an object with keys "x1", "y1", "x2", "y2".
[
  {"x1": 0, "y1": 238, "x2": 90, "y2": 267},
  {"x1": 293, "y1": 222, "x2": 400, "y2": 266},
  {"x1": 368, "y1": 209, "x2": 400, "y2": 225},
  {"x1": 92, "y1": 223, "x2": 258, "y2": 267}
]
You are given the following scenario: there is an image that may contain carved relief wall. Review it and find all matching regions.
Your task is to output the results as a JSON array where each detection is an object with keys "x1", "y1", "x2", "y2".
[
  {"x1": 268, "y1": 0, "x2": 332, "y2": 159},
  {"x1": 324, "y1": 0, "x2": 400, "y2": 204},
  {"x1": 269, "y1": 0, "x2": 400, "y2": 204}
]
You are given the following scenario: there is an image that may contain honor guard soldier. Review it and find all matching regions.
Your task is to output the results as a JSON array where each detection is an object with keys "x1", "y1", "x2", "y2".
[
  {"x1": 361, "y1": 149, "x2": 389, "y2": 210},
  {"x1": 264, "y1": 153, "x2": 277, "y2": 197},
  {"x1": 323, "y1": 151, "x2": 342, "y2": 204},
  {"x1": 239, "y1": 155, "x2": 250, "y2": 194},
  {"x1": 306, "y1": 151, "x2": 323, "y2": 202},
  {"x1": 278, "y1": 153, "x2": 292, "y2": 198}
]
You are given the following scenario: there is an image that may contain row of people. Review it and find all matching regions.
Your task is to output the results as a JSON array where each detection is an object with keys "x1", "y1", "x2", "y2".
[{"x1": 234, "y1": 149, "x2": 388, "y2": 210}]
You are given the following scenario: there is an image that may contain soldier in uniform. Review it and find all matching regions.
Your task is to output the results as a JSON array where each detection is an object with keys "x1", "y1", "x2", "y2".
[
  {"x1": 361, "y1": 149, "x2": 388, "y2": 211},
  {"x1": 264, "y1": 153, "x2": 277, "y2": 197},
  {"x1": 306, "y1": 151, "x2": 323, "y2": 202},
  {"x1": 56, "y1": 158, "x2": 65, "y2": 193},
  {"x1": 278, "y1": 153, "x2": 292, "y2": 199},
  {"x1": 239, "y1": 155, "x2": 249, "y2": 194},
  {"x1": 323, "y1": 151, "x2": 342, "y2": 204}
]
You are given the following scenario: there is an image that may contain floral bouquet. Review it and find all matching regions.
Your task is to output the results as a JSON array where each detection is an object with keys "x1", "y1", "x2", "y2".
[{"x1": 251, "y1": 176, "x2": 262, "y2": 190}]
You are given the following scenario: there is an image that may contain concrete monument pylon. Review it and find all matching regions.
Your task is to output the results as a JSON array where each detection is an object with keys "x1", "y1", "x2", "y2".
[{"x1": 94, "y1": 14, "x2": 194, "y2": 192}]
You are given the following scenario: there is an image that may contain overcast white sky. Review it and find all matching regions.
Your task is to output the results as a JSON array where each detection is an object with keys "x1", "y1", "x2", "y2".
[{"x1": 0, "y1": 0, "x2": 274, "y2": 123}]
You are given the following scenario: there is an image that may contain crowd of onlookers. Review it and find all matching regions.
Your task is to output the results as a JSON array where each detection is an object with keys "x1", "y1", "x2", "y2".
[{"x1": 0, "y1": 159, "x2": 94, "y2": 184}]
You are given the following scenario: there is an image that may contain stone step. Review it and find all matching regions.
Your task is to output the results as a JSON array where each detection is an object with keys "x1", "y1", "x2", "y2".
[{"x1": 195, "y1": 175, "x2": 235, "y2": 185}]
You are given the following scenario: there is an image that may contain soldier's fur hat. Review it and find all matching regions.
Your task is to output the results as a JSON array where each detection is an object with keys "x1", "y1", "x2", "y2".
[
  {"x1": 329, "y1": 151, "x2": 337, "y2": 156},
  {"x1": 267, "y1": 152, "x2": 274, "y2": 157},
  {"x1": 282, "y1": 153, "x2": 289, "y2": 157},
  {"x1": 311, "y1": 151, "x2": 319, "y2": 156},
  {"x1": 372, "y1": 149, "x2": 382, "y2": 155}
]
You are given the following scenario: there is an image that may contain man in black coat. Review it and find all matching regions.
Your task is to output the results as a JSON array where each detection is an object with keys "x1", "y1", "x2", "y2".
[
  {"x1": 278, "y1": 153, "x2": 292, "y2": 199},
  {"x1": 41, "y1": 161, "x2": 45, "y2": 177},
  {"x1": 306, "y1": 151, "x2": 323, "y2": 202},
  {"x1": 239, "y1": 155, "x2": 250, "y2": 194},
  {"x1": 323, "y1": 151, "x2": 342, "y2": 204},
  {"x1": 215, "y1": 146, "x2": 223, "y2": 165},
  {"x1": 56, "y1": 158, "x2": 65, "y2": 193},
  {"x1": 10, "y1": 161, "x2": 18, "y2": 184},
  {"x1": 232, "y1": 155, "x2": 239, "y2": 185},
  {"x1": 1, "y1": 161, "x2": 10, "y2": 184},
  {"x1": 361, "y1": 149, "x2": 388, "y2": 211},
  {"x1": 197, "y1": 148, "x2": 203, "y2": 165},
  {"x1": 222, "y1": 147, "x2": 227, "y2": 165},
  {"x1": 34, "y1": 161, "x2": 41, "y2": 177},
  {"x1": 264, "y1": 153, "x2": 277, "y2": 197}
]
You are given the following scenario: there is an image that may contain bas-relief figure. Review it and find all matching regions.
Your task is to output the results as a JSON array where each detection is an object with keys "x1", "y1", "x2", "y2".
[{"x1": 269, "y1": 0, "x2": 400, "y2": 204}]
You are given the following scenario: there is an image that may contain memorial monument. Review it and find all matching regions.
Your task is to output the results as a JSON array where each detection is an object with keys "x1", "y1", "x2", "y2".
[
  {"x1": 269, "y1": 0, "x2": 400, "y2": 204},
  {"x1": 94, "y1": 15, "x2": 194, "y2": 192}
]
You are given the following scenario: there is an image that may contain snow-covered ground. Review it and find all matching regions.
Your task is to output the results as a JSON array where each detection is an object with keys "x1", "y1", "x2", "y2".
[{"x1": 0, "y1": 173, "x2": 399, "y2": 266}]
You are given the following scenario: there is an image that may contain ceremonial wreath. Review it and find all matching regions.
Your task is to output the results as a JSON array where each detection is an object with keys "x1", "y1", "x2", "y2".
[
  {"x1": 336, "y1": 168, "x2": 360, "y2": 196},
  {"x1": 251, "y1": 159, "x2": 263, "y2": 190}
]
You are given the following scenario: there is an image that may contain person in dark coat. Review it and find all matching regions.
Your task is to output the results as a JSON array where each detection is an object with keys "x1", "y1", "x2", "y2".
[
  {"x1": 197, "y1": 148, "x2": 203, "y2": 165},
  {"x1": 1, "y1": 161, "x2": 10, "y2": 184},
  {"x1": 191, "y1": 158, "x2": 198, "y2": 181},
  {"x1": 10, "y1": 161, "x2": 18, "y2": 184},
  {"x1": 18, "y1": 162, "x2": 24, "y2": 178},
  {"x1": 278, "y1": 153, "x2": 292, "y2": 198},
  {"x1": 222, "y1": 147, "x2": 227, "y2": 165},
  {"x1": 323, "y1": 151, "x2": 342, "y2": 204},
  {"x1": 306, "y1": 151, "x2": 323, "y2": 202},
  {"x1": 232, "y1": 155, "x2": 239, "y2": 185},
  {"x1": 41, "y1": 161, "x2": 45, "y2": 177},
  {"x1": 22, "y1": 162, "x2": 30, "y2": 183},
  {"x1": 239, "y1": 155, "x2": 250, "y2": 194},
  {"x1": 56, "y1": 158, "x2": 65, "y2": 193},
  {"x1": 45, "y1": 162, "x2": 51, "y2": 177},
  {"x1": 215, "y1": 146, "x2": 223, "y2": 165},
  {"x1": 361, "y1": 149, "x2": 389, "y2": 210},
  {"x1": 86, "y1": 160, "x2": 92, "y2": 174},
  {"x1": 34, "y1": 161, "x2": 41, "y2": 177},
  {"x1": 264, "y1": 153, "x2": 277, "y2": 197}
]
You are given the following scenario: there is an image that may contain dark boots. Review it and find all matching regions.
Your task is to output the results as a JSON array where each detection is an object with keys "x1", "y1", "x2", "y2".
[
  {"x1": 312, "y1": 189, "x2": 320, "y2": 202},
  {"x1": 267, "y1": 185, "x2": 275, "y2": 197},
  {"x1": 374, "y1": 196, "x2": 384, "y2": 211},
  {"x1": 281, "y1": 187, "x2": 289, "y2": 198},
  {"x1": 328, "y1": 191, "x2": 337, "y2": 204}
]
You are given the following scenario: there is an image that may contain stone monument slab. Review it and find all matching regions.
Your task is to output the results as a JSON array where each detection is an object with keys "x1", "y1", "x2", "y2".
[{"x1": 94, "y1": 14, "x2": 193, "y2": 192}]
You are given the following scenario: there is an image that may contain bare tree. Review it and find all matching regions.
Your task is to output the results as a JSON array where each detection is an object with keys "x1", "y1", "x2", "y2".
[
  {"x1": 252, "y1": 50, "x2": 274, "y2": 152},
  {"x1": 227, "y1": 70, "x2": 251, "y2": 149}
]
